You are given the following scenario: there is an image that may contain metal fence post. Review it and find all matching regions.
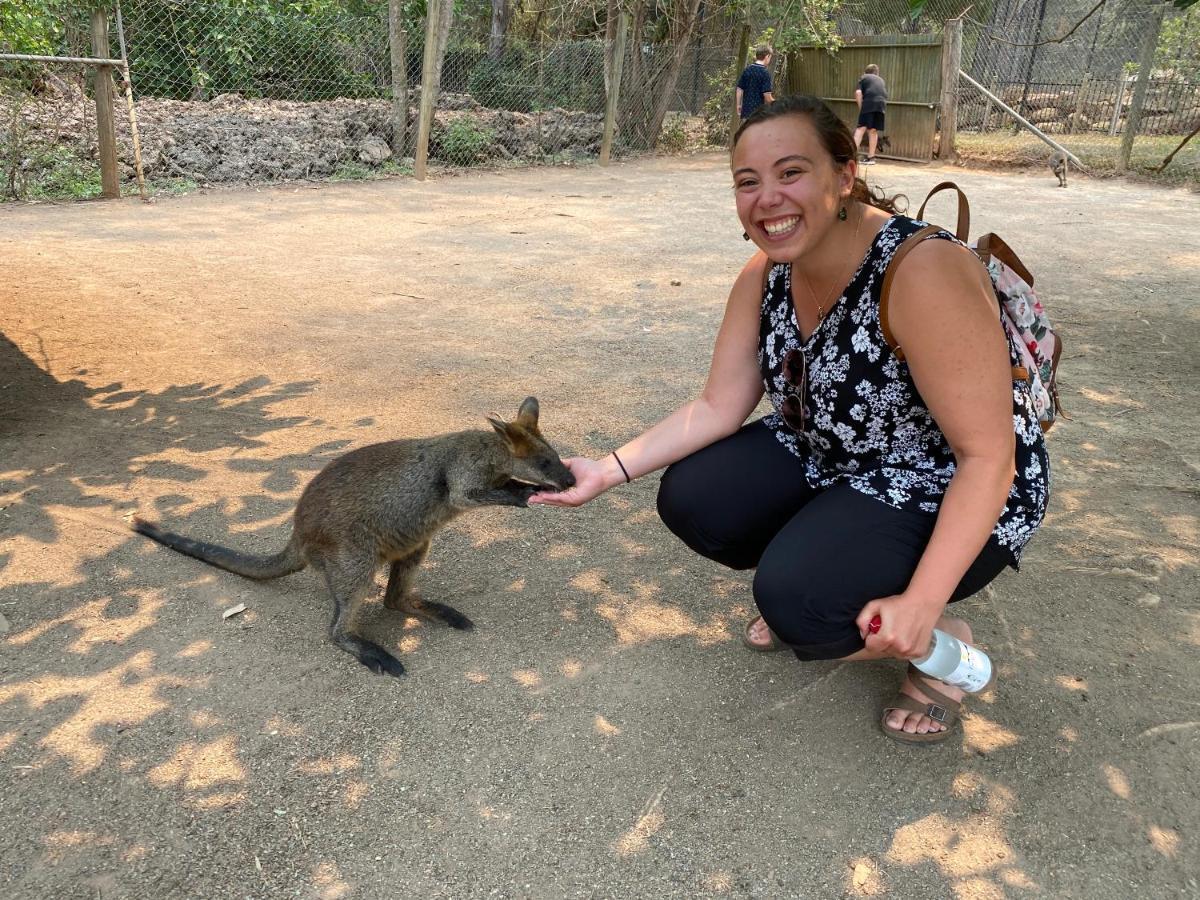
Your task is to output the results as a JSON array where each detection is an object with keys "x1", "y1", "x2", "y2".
[
  {"x1": 938, "y1": 17, "x2": 963, "y2": 160},
  {"x1": 413, "y1": 0, "x2": 442, "y2": 180},
  {"x1": 600, "y1": 13, "x2": 628, "y2": 166},
  {"x1": 90, "y1": 6, "x2": 120, "y2": 198},
  {"x1": 1069, "y1": 71, "x2": 1091, "y2": 134},
  {"x1": 1108, "y1": 77, "x2": 1127, "y2": 136}
]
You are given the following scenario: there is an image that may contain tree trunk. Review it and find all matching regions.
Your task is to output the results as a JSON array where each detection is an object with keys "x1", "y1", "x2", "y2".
[
  {"x1": 604, "y1": 0, "x2": 618, "y2": 96},
  {"x1": 729, "y1": 23, "x2": 750, "y2": 147},
  {"x1": 488, "y1": 0, "x2": 509, "y2": 61},
  {"x1": 429, "y1": 0, "x2": 454, "y2": 105},
  {"x1": 621, "y1": 0, "x2": 705, "y2": 149},
  {"x1": 389, "y1": 0, "x2": 409, "y2": 156},
  {"x1": 624, "y1": 0, "x2": 647, "y2": 118},
  {"x1": 1016, "y1": 0, "x2": 1049, "y2": 123},
  {"x1": 1117, "y1": 1, "x2": 1167, "y2": 173}
]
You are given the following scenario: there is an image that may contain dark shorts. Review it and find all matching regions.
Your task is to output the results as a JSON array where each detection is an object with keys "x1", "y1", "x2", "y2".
[
  {"x1": 656, "y1": 420, "x2": 1011, "y2": 661},
  {"x1": 857, "y1": 110, "x2": 885, "y2": 131}
]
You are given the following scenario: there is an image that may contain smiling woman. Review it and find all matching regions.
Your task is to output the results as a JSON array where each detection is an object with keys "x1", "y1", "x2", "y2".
[{"x1": 530, "y1": 94, "x2": 1050, "y2": 747}]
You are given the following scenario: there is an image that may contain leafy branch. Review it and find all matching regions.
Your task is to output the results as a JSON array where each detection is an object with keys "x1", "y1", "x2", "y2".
[{"x1": 907, "y1": 0, "x2": 1195, "y2": 16}]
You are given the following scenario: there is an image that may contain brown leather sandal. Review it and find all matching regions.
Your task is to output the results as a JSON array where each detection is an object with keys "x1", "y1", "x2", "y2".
[
  {"x1": 879, "y1": 665, "x2": 964, "y2": 745},
  {"x1": 741, "y1": 616, "x2": 785, "y2": 653}
]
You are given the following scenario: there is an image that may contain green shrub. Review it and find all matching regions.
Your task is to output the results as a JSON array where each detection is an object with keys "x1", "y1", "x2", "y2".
[
  {"x1": 15, "y1": 143, "x2": 103, "y2": 200},
  {"x1": 657, "y1": 113, "x2": 689, "y2": 154},
  {"x1": 434, "y1": 118, "x2": 495, "y2": 165},
  {"x1": 702, "y1": 64, "x2": 738, "y2": 147}
]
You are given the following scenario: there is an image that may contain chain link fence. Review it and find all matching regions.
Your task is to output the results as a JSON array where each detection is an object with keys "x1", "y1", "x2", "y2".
[
  {"x1": 836, "y1": 0, "x2": 1199, "y2": 184},
  {"x1": 952, "y1": 0, "x2": 1199, "y2": 183},
  {"x1": 8, "y1": 1, "x2": 1194, "y2": 200},
  {"x1": 1, "y1": 4, "x2": 105, "y2": 199},
  {"x1": 2, "y1": 1, "x2": 742, "y2": 200}
]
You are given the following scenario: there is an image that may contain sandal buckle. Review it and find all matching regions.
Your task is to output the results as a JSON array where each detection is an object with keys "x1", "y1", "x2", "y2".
[{"x1": 926, "y1": 704, "x2": 948, "y2": 723}]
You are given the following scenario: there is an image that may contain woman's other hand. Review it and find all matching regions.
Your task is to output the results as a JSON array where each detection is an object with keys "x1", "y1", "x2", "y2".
[
  {"x1": 528, "y1": 457, "x2": 613, "y2": 507},
  {"x1": 856, "y1": 592, "x2": 945, "y2": 659}
]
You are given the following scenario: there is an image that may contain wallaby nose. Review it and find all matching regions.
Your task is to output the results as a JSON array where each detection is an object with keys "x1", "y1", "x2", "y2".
[{"x1": 563, "y1": 471, "x2": 576, "y2": 488}]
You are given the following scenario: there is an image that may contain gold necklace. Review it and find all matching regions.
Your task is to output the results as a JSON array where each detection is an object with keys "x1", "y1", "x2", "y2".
[{"x1": 801, "y1": 203, "x2": 863, "y2": 322}]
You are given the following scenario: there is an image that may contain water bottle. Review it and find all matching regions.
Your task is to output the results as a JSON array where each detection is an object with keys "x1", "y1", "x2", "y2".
[{"x1": 868, "y1": 615, "x2": 995, "y2": 693}]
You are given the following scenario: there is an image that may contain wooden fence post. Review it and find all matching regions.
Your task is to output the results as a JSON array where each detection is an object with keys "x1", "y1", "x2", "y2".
[
  {"x1": 90, "y1": 6, "x2": 120, "y2": 198},
  {"x1": 938, "y1": 17, "x2": 962, "y2": 160},
  {"x1": 413, "y1": 0, "x2": 442, "y2": 181},
  {"x1": 600, "y1": 12, "x2": 629, "y2": 166}
]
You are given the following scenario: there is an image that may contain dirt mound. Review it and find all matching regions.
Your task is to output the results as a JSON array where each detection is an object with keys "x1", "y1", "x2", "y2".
[{"x1": 5, "y1": 90, "x2": 604, "y2": 184}]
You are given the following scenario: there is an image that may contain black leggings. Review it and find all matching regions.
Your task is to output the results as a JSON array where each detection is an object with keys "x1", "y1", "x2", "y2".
[{"x1": 656, "y1": 420, "x2": 1011, "y2": 660}]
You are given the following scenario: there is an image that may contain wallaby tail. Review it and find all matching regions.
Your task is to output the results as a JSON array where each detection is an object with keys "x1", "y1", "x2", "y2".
[{"x1": 133, "y1": 517, "x2": 306, "y2": 581}]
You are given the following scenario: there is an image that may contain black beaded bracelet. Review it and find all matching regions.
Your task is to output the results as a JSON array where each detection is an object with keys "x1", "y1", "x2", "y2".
[{"x1": 612, "y1": 451, "x2": 631, "y2": 484}]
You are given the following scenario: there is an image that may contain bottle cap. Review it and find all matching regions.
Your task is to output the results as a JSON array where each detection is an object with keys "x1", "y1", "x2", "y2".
[{"x1": 868, "y1": 615, "x2": 881, "y2": 634}]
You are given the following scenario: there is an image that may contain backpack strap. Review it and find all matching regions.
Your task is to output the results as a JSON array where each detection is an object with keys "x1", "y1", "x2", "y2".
[
  {"x1": 975, "y1": 232, "x2": 1035, "y2": 287},
  {"x1": 879, "y1": 225, "x2": 1030, "y2": 384},
  {"x1": 916, "y1": 181, "x2": 970, "y2": 242},
  {"x1": 879, "y1": 225, "x2": 942, "y2": 361},
  {"x1": 975, "y1": 231, "x2": 1056, "y2": 394}
]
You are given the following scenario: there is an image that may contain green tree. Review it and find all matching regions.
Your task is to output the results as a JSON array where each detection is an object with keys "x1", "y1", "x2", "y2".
[
  {"x1": 1157, "y1": 6, "x2": 1200, "y2": 75},
  {"x1": 0, "y1": 0, "x2": 72, "y2": 55}
]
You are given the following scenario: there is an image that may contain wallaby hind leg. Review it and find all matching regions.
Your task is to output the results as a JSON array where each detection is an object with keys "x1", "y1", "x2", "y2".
[
  {"x1": 383, "y1": 541, "x2": 473, "y2": 631},
  {"x1": 319, "y1": 554, "x2": 405, "y2": 677},
  {"x1": 382, "y1": 541, "x2": 428, "y2": 611}
]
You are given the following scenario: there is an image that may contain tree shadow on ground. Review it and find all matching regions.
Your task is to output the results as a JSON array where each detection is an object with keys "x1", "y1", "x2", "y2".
[{"x1": 0, "y1": 332, "x2": 365, "y2": 891}]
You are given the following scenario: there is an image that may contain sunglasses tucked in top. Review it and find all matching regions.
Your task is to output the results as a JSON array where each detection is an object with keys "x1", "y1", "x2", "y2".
[{"x1": 781, "y1": 348, "x2": 808, "y2": 433}]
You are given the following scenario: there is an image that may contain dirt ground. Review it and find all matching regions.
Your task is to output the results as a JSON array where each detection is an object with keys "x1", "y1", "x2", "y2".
[{"x1": 2, "y1": 155, "x2": 1198, "y2": 899}]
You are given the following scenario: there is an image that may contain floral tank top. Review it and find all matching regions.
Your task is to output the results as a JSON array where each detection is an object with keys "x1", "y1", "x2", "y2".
[{"x1": 758, "y1": 215, "x2": 1050, "y2": 564}]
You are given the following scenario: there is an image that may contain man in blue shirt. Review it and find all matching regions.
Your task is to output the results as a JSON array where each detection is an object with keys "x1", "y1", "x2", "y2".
[
  {"x1": 853, "y1": 63, "x2": 888, "y2": 164},
  {"x1": 737, "y1": 47, "x2": 775, "y2": 119}
]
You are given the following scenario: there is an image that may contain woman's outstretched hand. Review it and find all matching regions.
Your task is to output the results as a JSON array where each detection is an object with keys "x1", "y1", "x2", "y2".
[{"x1": 529, "y1": 457, "x2": 612, "y2": 508}]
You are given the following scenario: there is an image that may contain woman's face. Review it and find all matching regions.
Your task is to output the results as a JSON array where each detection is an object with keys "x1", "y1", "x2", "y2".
[{"x1": 731, "y1": 114, "x2": 855, "y2": 262}]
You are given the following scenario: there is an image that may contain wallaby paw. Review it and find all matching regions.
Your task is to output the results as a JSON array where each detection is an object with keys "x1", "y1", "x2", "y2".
[
  {"x1": 501, "y1": 479, "x2": 538, "y2": 507},
  {"x1": 356, "y1": 644, "x2": 406, "y2": 677},
  {"x1": 427, "y1": 602, "x2": 474, "y2": 630}
]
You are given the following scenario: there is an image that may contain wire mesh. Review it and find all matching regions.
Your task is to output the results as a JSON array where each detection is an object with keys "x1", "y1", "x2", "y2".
[
  {"x1": 953, "y1": 0, "x2": 1199, "y2": 182},
  {"x1": 2, "y1": 1, "x2": 748, "y2": 199},
  {"x1": 11, "y1": 1, "x2": 1191, "y2": 199},
  {"x1": 0, "y1": 5, "x2": 109, "y2": 199}
]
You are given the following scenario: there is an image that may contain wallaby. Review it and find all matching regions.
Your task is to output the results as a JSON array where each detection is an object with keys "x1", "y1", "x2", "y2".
[
  {"x1": 1049, "y1": 151, "x2": 1068, "y2": 188},
  {"x1": 133, "y1": 397, "x2": 574, "y2": 677}
]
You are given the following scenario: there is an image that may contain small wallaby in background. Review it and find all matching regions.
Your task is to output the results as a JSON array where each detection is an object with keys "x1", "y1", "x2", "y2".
[
  {"x1": 1049, "y1": 150, "x2": 1068, "y2": 188},
  {"x1": 134, "y1": 397, "x2": 574, "y2": 677}
]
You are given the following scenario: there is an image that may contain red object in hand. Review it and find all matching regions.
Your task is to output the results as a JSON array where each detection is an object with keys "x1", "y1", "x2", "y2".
[{"x1": 868, "y1": 615, "x2": 882, "y2": 634}]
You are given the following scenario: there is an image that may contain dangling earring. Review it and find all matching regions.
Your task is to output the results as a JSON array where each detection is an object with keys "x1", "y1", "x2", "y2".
[
  {"x1": 743, "y1": 231, "x2": 750, "y2": 241},
  {"x1": 838, "y1": 205, "x2": 848, "y2": 221}
]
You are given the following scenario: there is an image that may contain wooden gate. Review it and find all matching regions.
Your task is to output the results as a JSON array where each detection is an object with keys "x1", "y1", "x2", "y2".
[{"x1": 782, "y1": 35, "x2": 944, "y2": 163}]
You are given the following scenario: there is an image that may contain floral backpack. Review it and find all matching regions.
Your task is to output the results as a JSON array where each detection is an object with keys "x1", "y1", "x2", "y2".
[{"x1": 880, "y1": 182, "x2": 1064, "y2": 431}]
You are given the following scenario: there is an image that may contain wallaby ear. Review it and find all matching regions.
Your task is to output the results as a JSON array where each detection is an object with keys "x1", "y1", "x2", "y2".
[
  {"x1": 516, "y1": 396, "x2": 540, "y2": 430},
  {"x1": 486, "y1": 416, "x2": 514, "y2": 445}
]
